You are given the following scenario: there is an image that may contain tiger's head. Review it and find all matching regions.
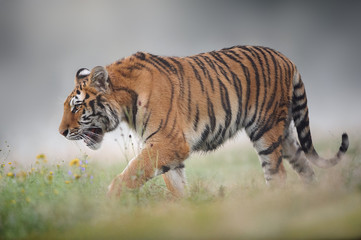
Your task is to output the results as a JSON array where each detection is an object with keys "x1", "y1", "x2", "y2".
[{"x1": 59, "y1": 66, "x2": 120, "y2": 150}]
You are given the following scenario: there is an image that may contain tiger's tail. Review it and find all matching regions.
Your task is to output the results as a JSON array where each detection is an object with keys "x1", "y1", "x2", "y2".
[{"x1": 291, "y1": 70, "x2": 349, "y2": 168}]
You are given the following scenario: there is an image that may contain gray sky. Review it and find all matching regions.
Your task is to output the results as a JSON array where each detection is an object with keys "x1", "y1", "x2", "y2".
[{"x1": 0, "y1": 0, "x2": 360, "y2": 163}]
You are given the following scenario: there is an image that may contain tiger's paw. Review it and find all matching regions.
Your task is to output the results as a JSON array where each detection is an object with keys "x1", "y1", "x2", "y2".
[{"x1": 106, "y1": 175, "x2": 123, "y2": 198}]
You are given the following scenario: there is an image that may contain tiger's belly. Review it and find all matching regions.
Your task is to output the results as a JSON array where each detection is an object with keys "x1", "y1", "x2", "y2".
[{"x1": 185, "y1": 120, "x2": 240, "y2": 152}]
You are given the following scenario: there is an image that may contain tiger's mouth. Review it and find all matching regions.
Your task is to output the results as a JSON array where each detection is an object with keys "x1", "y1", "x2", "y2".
[{"x1": 82, "y1": 127, "x2": 104, "y2": 150}]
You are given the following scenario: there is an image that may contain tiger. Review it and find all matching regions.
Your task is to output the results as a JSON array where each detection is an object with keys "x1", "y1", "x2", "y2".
[{"x1": 59, "y1": 45, "x2": 349, "y2": 197}]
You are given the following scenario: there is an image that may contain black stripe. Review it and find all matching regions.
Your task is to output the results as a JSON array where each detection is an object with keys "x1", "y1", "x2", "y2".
[
  {"x1": 141, "y1": 112, "x2": 151, "y2": 137},
  {"x1": 293, "y1": 92, "x2": 306, "y2": 102},
  {"x1": 201, "y1": 55, "x2": 218, "y2": 75},
  {"x1": 188, "y1": 60, "x2": 205, "y2": 93},
  {"x1": 289, "y1": 147, "x2": 302, "y2": 164},
  {"x1": 296, "y1": 116, "x2": 309, "y2": 132},
  {"x1": 269, "y1": 155, "x2": 283, "y2": 175},
  {"x1": 192, "y1": 56, "x2": 215, "y2": 91},
  {"x1": 207, "y1": 125, "x2": 224, "y2": 150},
  {"x1": 254, "y1": 47, "x2": 271, "y2": 86},
  {"x1": 96, "y1": 95, "x2": 105, "y2": 109},
  {"x1": 231, "y1": 72, "x2": 243, "y2": 128},
  {"x1": 292, "y1": 100, "x2": 308, "y2": 113},
  {"x1": 89, "y1": 100, "x2": 96, "y2": 114},
  {"x1": 134, "y1": 52, "x2": 146, "y2": 60},
  {"x1": 209, "y1": 51, "x2": 230, "y2": 69},
  {"x1": 193, "y1": 104, "x2": 200, "y2": 131},
  {"x1": 175, "y1": 163, "x2": 185, "y2": 169},
  {"x1": 276, "y1": 154, "x2": 283, "y2": 169},
  {"x1": 217, "y1": 64, "x2": 231, "y2": 83},
  {"x1": 156, "y1": 56, "x2": 177, "y2": 74},
  {"x1": 112, "y1": 86, "x2": 138, "y2": 129},
  {"x1": 262, "y1": 47, "x2": 279, "y2": 118},
  {"x1": 217, "y1": 78, "x2": 232, "y2": 130},
  {"x1": 298, "y1": 130, "x2": 312, "y2": 152},
  {"x1": 252, "y1": 47, "x2": 272, "y2": 130},
  {"x1": 166, "y1": 116, "x2": 178, "y2": 138},
  {"x1": 249, "y1": 100, "x2": 279, "y2": 142},
  {"x1": 148, "y1": 54, "x2": 171, "y2": 74},
  {"x1": 146, "y1": 56, "x2": 174, "y2": 128},
  {"x1": 222, "y1": 51, "x2": 251, "y2": 127},
  {"x1": 187, "y1": 70, "x2": 192, "y2": 121},
  {"x1": 207, "y1": 95, "x2": 216, "y2": 132},
  {"x1": 226, "y1": 49, "x2": 244, "y2": 62},
  {"x1": 262, "y1": 161, "x2": 270, "y2": 167},
  {"x1": 258, "y1": 135, "x2": 283, "y2": 155},
  {"x1": 249, "y1": 47, "x2": 268, "y2": 130},
  {"x1": 169, "y1": 58, "x2": 186, "y2": 100},
  {"x1": 293, "y1": 108, "x2": 308, "y2": 123},
  {"x1": 270, "y1": 48, "x2": 294, "y2": 89},
  {"x1": 145, "y1": 120, "x2": 163, "y2": 142},
  {"x1": 294, "y1": 81, "x2": 302, "y2": 90},
  {"x1": 240, "y1": 48, "x2": 261, "y2": 129},
  {"x1": 192, "y1": 125, "x2": 210, "y2": 151}
]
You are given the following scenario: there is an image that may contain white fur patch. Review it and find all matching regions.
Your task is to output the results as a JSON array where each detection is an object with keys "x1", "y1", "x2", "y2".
[
  {"x1": 164, "y1": 168, "x2": 186, "y2": 196},
  {"x1": 78, "y1": 69, "x2": 90, "y2": 77}
]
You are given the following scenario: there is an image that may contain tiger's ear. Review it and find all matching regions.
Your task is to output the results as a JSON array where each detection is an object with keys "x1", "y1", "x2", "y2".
[
  {"x1": 90, "y1": 66, "x2": 110, "y2": 92},
  {"x1": 75, "y1": 68, "x2": 91, "y2": 86}
]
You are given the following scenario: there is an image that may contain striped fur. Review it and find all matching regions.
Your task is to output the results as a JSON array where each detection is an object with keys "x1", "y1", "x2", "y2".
[{"x1": 59, "y1": 45, "x2": 349, "y2": 197}]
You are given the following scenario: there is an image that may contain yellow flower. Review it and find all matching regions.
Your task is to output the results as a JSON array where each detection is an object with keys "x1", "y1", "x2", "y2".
[
  {"x1": 65, "y1": 180, "x2": 71, "y2": 184},
  {"x1": 1, "y1": 164, "x2": 5, "y2": 168},
  {"x1": 49, "y1": 171, "x2": 53, "y2": 175},
  {"x1": 81, "y1": 164, "x2": 86, "y2": 168},
  {"x1": 25, "y1": 197, "x2": 31, "y2": 203},
  {"x1": 36, "y1": 154, "x2": 45, "y2": 159},
  {"x1": 47, "y1": 174, "x2": 53, "y2": 181},
  {"x1": 69, "y1": 158, "x2": 80, "y2": 167},
  {"x1": 74, "y1": 174, "x2": 81, "y2": 179},
  {"x1": 35, "y1": 160, "x2": 39, "y2": 164},
  {"x1": 7, "y1": 172, "x2": 14, "y2": 177},
  {"x1": 36, "y1": 154, "x2": 47, "y2": 163},
  {"x1": 8, "y1": 162, "x2": 12, "y2": 165}
]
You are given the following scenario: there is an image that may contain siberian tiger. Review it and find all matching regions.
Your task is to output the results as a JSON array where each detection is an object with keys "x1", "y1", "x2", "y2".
[{"x1": 59, "y1": 45, "x2": 349, "y2": 197}]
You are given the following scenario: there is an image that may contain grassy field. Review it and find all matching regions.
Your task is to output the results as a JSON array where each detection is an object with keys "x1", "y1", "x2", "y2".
[{"x1": 1, "y1": 137, "x2": 361, "y2": 240}]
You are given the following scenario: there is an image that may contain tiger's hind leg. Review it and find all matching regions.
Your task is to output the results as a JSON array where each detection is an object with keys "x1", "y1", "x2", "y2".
[
  {"x1": 252, "y1": 124, "x2": 287, "y2": 186},
  {"x1": 282, "y1": 124, "x2": 315, "y2": 183}
]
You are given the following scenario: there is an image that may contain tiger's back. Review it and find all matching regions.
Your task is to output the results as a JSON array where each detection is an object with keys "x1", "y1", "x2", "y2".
[{"x1": 60, "y1": 45, "x2": 348, "y2": 197}]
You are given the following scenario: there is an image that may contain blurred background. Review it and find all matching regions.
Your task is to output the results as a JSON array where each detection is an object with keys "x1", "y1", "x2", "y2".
[{"x1": 0, "y1": 0, "x2": 360, "y2": 163}]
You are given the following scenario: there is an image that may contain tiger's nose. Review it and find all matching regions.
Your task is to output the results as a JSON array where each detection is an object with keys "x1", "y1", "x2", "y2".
[{"x1": 60, "y1": 129, "x2": 69, "y2": 137}]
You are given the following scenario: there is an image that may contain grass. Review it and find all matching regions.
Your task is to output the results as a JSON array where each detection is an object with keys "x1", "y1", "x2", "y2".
[{"x1": 1, "y1": 138, "x2": 361, "y2": 240}]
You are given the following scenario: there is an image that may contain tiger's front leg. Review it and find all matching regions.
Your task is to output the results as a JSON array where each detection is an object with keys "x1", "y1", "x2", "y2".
[{"x1": 107, "y1": 140, "x2": 190, "y2": 197}]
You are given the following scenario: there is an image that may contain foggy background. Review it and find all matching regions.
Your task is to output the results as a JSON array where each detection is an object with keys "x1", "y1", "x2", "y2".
[{"x1": 0, "y1": 0, "x2": 360, "y2": 163}]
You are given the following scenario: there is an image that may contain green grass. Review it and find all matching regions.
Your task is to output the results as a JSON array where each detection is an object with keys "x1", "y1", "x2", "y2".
[{"x1": 1, "y1": 139, "x2": 361, "y2": 240}]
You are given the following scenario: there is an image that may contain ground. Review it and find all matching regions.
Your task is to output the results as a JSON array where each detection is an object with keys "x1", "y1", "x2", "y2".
[{"x1": 1, "y1": 136, "x2": 361, "y2": 240}]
